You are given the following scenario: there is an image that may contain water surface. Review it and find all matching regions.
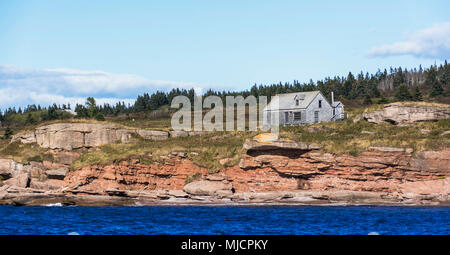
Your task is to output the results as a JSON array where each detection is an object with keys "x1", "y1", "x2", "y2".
[{"x1": 0, "y1": 205, "x2": 448, "y2": 235}]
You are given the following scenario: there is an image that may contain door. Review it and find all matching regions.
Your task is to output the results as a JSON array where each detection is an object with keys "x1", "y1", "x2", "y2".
[
  {"x1": 314, "y1": 111, "x2": 319, "y2": 123},
  {"x1": 285, "y1": 112, "x2": 289, "y2": 124}
]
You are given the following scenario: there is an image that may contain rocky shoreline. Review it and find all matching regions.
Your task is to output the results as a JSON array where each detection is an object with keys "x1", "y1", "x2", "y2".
[
  {"x1": 1, "y1": 121, "x2": 449, "y2": 207},
  {"x1": 1, "y1": 145, "x2": 449, "y2": 206},
  {"x1": 2, "y1": 189, "x2": 449, "y2": 207}
]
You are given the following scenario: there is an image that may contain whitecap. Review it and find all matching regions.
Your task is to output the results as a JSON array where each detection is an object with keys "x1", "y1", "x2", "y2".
[
  {"x1": 368, "y1": 232, "x2": 380, "y2": 235},
  {"x1": 67, "y1": 232, "x2": 80, "y2": 235},
  {"x1": 43, "y1": 203, "x2": 63, "y2": 207}
]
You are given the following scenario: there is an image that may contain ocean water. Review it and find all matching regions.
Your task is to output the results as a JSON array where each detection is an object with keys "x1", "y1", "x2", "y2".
[{"x1": 0, "y1": 205, "x2": 448, "y2": 235}]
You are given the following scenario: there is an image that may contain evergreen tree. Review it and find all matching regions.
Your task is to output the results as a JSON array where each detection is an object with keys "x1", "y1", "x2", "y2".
[
  {"x1": 427, "y1": 67, "x2": 443, "y2": 97},
  {"x1": 363, "y1": 94, "x2": 372, "y2": 105},
  {"x1": 394, "y1": 83, "x2": 412, "y2": 101},
  {"x1": 85, "y1": 97, "x2": 98, "y2": 118},
  {"x1": 2, "y1": 127, "x2": 12, "y2": 140},
  {"x1": 411, "y1": 87, "x2": 423, "y2": 101},
  {"x1": 25, "y1": 113, "x2": 36, "y2": 124},
  {"x1": 377, "y1": 94, "x2": 389, "y2": 104}
]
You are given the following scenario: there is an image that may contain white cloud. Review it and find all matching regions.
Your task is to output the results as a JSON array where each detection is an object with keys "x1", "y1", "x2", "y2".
[
  {"x1": 368, "y1": 22, "x2": 450, "y2": 59},
  {"x1": 0, "y1": 64, "x2": 207, "y2": 110}
]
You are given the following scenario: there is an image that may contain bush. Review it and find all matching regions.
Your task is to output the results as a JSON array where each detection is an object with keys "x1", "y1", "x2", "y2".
[
  {"x1": 363, "y1": 94, "x2": 372, "y2": 105},
  {"x1": 95, "y1": 113, "x2": 105, "y2": 121},
  {"x1": 26, "y1": 153, "x2": 54, "y2": 163},
  {"x1": 2, "y1": 127, "x2": 13, "y2": 140}
]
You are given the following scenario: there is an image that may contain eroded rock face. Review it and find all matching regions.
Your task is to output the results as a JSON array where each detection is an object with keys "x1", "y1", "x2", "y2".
[
  {"x1": 45, "y1": 168, "x2": 68, "y2": 180},
  {"x1": 64, "y1": 159, "x2": 208, "y2": 194},
  {"x1": 363, "y1": 103, "x2": 450, "y2": 124},
  {"x1": 183, "y1": 180, "x2": 232, "y2": 196},
  {"x1": 1, "y1": 135, "x2": 449, "y2": 206},
  {"x1": 0, "y1": 159, "x2": 23, "y2": 179},
  {"x1": 11, "y1": 123, "x2": 170, "y2": 150},
  {"x1": 4, "y1": 172, "x2": 30, "y2": 188},
  {"x1": 244, "y1": 139, "x2": 321, "y2": 151},
  {"x1": 238, "y1": 148, "x2": 450, "y2": 193},
  {"x1": 0, "y1": 159, "x2": 65, "y2": 191}
]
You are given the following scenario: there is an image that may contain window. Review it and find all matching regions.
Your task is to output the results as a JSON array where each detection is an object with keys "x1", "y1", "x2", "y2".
[
  {"x1": 319, "y1": 100, "x2": 322, "y2": 108},
  {"x1": 285, "y1": 112, "x2": 289, "y2": 122},
  {"x1": 296, "y1": 100, "x2": 299, "y2": 106},
  {"x1": 294, "y1": 112, "x2": 301, "y2": 121}
]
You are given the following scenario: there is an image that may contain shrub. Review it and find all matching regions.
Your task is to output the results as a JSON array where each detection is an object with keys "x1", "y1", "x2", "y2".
[{"x1": 95, "y1": 113, "x2": 105, "y2": 121}]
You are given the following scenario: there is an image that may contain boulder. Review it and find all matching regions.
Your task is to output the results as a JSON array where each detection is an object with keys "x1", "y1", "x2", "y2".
[
  {"x1": 11, "y1": 132, "x2": 36, "y2": 144},
  {"x1": 441, "y1": 130, "x2": 450, "y2": 136},
  {"x1": 29, "y1": 180, "x2": 63, "y2": 191},
  {"x1": 244, "y1": 138, "x2": 320, "y2": 151},
  {"x1": 45, "y1": 168, "x2": 68, "y2": 180},
  {"x1": 0, "y1": 159, "x2": 23, "y2": 179},
  {"x1": 168, "y1": 190, "x2": 189, "y2": 198},
  {"x1": 420, "y1": 129, "x2": 431, "y2": 135},
  {"x1": 368, "y1": 146, "x2": 411, "y2": 153},
  {"x1": 135, "y1": 130, "x2": 168, "y2": 141},
  {"x1": 363, "y1": 103, "x2": 450, "y2": 124},
  {"x1": 4, "y1": 172, "x2": 30, "y2": 188},
  {"x1": 170, "y1": 131, "x2": 189, "y2": 138},
  {"x1": 205, "y1": 174, "x2": 227, "y2": 181},
  {"x1": 183, "y1": 180, "x2": 232, "y2": 196}
]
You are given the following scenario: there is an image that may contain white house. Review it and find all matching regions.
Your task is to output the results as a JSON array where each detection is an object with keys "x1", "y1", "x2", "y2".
[{"x1": 263, "y1": 91, "x2": 344, "y2": 126}]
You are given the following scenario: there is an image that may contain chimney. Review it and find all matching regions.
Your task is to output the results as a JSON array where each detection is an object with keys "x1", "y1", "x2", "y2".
[{"x1": 331, "y1": 92, "x2": 334, "y2": 105}]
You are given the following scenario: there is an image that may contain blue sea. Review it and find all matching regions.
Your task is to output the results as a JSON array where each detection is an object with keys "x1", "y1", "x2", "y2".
[{"x1": 0, "y1": 205, "x2": 449, "y2": 235}]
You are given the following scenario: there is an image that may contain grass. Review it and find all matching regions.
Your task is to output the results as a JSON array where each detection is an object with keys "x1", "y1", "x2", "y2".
[
  {"x1": 281, "y1": 118, "x2": 450, "y2": 155},
  {"x1": 0, "y1": 141, "x2": 53, "y2": 164},
  {"x1": 71, "y1": 131, "x2": 251, "y2": 173}
]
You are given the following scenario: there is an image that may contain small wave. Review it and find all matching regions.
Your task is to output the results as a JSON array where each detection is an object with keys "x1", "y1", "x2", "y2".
[
  {"x1": 368, "y1": 232, "x2": 380, "y2": 235},
  {"x1": 43, "y1": 203, "x2": 63, "y2": 207},
  {"x1": 67, "y1": 232, "x2": 80, "y2": 235}
]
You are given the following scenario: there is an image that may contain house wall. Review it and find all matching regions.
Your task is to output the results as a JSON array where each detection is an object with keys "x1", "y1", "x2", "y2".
[
  {"x1": 263, "y1": 92, "x2": 335, "y2": 126},
  {"x1": 277, "y1": 110, "x2": 306, "y2": 125},
  {"x1": 303, "y1": 93, "x2": 333, "y2": 124},
  {"x1": 334, "y1": 105, "x2": 344, "y2": 119}
]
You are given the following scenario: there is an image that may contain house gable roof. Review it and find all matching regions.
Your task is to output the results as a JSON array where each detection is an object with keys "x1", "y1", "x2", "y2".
[{"x1": 264, "y1": 91, "x2": 323, "y2": 111}]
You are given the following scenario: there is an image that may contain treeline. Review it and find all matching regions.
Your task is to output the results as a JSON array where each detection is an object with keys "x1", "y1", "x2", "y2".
[
  {"x1": 0, "y1": 104, "x2": 73, "y2": 126},
  {"x1": 1, "y1": 61, "x2": 449, "y2": 128}
]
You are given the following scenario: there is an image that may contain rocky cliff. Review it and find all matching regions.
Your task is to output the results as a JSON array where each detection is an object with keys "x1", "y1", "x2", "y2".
[
  {"x1": 1, "y1": 138, "x2": 448, "y2": 206},
  {"x1": 363, "y1": 103, "x2": 450, "y2": 124},
  {"x1": 11, "y1": 123, "x2": 169, "y2": 150}
]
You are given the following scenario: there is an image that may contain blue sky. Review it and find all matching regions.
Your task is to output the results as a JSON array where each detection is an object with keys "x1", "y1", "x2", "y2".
[{"x1": 1, "y1": 0, "x2": 449, "y2": 109}]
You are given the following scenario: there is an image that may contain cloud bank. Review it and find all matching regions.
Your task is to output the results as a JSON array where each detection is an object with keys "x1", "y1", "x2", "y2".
[
  {"x1": 368, "y1": 22, "x2": 450, "y2": 59},
  {"x1": 0, "y1": 65, "x2": 204, "y2": 110}
]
